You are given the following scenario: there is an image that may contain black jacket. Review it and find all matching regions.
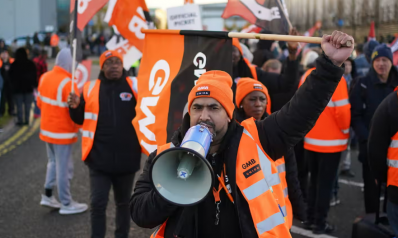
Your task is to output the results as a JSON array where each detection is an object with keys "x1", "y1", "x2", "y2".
[
  {"x1": 69, "y1": 71, "x2": 141, "y2": 175},
  {"x1": 130, "y1": 55, "x2": 343, "y2": 238},
  {"x1": 232, "y1": 58, "x2": 298, "y2": 99},
  {"x1": 350, "y1": 66, "x2": 398, "y2": 162},
  {"x1": 368, "y1": 91, "x2": 398, "y2": 204},
  {"x1": 8, "y1": 48, "x2": 37, "y2": 94}
]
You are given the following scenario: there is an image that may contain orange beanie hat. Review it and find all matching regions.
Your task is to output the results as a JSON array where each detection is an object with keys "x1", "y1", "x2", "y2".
[
  {"x1": 235, "y1": 78, "x2": 271, "y2": 115},
  {"x1": 188, "y1": 70, "x2": 235, "y2": 119},
  {"x1": 99, "y1": 50, "x2": 123, "y2": 69}
]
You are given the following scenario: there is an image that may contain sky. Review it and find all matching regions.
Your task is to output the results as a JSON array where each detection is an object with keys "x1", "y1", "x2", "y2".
[{"x1": 146, "y1": 0, "x2": 227, "y2": 9}]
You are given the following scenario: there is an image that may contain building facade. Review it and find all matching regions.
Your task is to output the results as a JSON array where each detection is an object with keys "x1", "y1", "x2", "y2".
[{"x1": 0, "y1": 0, "x2": 57, "y2": 40}]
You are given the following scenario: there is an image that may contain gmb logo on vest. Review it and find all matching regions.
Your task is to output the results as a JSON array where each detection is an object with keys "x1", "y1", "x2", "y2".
[
  {"x1": 120, "y1": 92, "x2": 132, "y2": 101},
  {"x1": 242, "y1": 159, "x2": 262, "y2": 178}
]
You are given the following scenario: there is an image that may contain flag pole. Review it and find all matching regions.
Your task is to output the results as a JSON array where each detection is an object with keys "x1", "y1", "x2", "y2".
[
  {"x1": 276, "y1": 0, "x2": 293, "y2": 30},
  {"x1": 141, "y1": 29, "x2": 353, "y2": 47},
  {"x1": 71, "y1": 0, "x2": 78, "y2": 94}
]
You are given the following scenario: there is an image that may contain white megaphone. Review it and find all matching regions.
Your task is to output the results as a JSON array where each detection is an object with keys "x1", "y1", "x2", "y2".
[{"x1": 150, "y1": 123, "x2": 214, "y2": 206}]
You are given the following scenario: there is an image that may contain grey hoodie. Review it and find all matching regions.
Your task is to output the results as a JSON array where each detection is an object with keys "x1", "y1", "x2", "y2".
[{"x1": 55, "y1": 48, "x2": 73, "y2": 73}]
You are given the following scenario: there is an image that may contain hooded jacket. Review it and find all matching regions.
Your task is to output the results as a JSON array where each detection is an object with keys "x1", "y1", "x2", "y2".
[
  {"x1": 8, "y1": 48, "x2": 37, "y2": 94},
  {"x1": 130, "y1": 55, "x2": 343, "y2": 238}
]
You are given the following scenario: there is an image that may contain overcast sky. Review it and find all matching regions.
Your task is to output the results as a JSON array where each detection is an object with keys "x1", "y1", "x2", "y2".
[{"x1": 146, "y1": 0, "x2": 227, "y2": 9}]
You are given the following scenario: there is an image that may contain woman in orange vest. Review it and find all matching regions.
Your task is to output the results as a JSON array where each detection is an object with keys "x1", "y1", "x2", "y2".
[
  {"x1": 299, "y1": 63, "x2": 351, "y2": 234},
  {"x1": 234, "y1": 78, "x2": 307, "y2": 229},
  {"x1": 130, "y1": 31, "x2": 354, "y2": 238},
  {"x1": 231, "y1": 28, "x2": 299, "y2": 100},
  {"x1": 368, "y1": 89, "x2": 398, "y2": 235}
]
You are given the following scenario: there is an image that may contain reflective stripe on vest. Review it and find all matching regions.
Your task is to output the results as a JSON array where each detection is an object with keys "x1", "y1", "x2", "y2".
[
  {"x1": 327, "y1": 99, "x2": 350, "y2": 107},
  {"x1": 238, "y1": 119, "x2": 291, "y2": 237},
  {"x1": 84, "y1": 112, "x2": 98, "y2": 121},
  {"x1": 304, "y1": 138, "x2": 348, "y2": 147},
  {"x1": 39, "y1": 77, "x2": 70, "y2": 108},
  {"x1": 40, "y1": 130, "x2": 77, "y2": 139},
  {"x1": 387, "y1": 134, "x2": 398, "y2": 187},
  {"x1": 82, "y1": 130, "x2": 94, "y2": 139}
]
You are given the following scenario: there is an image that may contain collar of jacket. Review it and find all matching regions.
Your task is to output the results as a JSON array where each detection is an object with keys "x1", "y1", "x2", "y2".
[
  {"x1": 98, "y1": 69, "x2": 127, "y2": 83},
  {"x1": 369, "y1": 66, "x2": 398, "y2": 86},
  {"x1": 53, "y1": 65, "x2": 71, "y2": 78}
]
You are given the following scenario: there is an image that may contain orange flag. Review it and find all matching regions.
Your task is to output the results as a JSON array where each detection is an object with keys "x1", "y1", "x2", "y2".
[
  {"x1": 105, "y1": 0, "x2": 153, "y2": 55},
  {"x1": 184, "y1": 0, "x2": 194, "y2": 4}
]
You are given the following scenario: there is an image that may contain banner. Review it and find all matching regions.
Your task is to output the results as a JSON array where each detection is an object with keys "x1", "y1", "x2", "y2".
[
  {"x1": 104, "y1": 0, "x2": 154, "y2": 70},
  {"x1": 132, "y1": 31, "x2": 232, "y2": 155},
  {"x1": 167, "y1": 4, "x2": 203, "y2": 30},
  {"x1": 75, "y1": 60, "x2": 92, "y2": 92},
  {"x1": 70, "y1": 0, "x2": 108, "y2": 31},
  {"x1": 222, "y1": 0, "x2": 289, "y2": 34}
]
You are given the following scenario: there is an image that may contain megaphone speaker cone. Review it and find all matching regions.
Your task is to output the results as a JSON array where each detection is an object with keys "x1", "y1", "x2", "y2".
[{"x1": 150, "y1": 147, "x2": 214, "y2": 206}]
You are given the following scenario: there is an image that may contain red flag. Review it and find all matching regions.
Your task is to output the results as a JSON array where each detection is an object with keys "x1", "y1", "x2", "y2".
[
  {"x1": 390, "y1": 35, "x2": 398, "y2": 66},
  {"x1": 70, "y1": 0, "x2": 108, "y2": 31},
  {"x1": 368, "y1": 21, "x2": 376, "y2": 41},
  {"x1": 184, "y1": 0, "x2": 194, "y2": 4},
  {"x1": 222, "y1": 0, "x2": 289, "y2": 34}
]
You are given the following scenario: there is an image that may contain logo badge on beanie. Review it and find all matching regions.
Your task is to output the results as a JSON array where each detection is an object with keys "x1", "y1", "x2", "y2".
[
  {"x1": 196, "y1": 91, "x2": 210, "y2": 96},
  {"x1": 105, "y1": 51, "x2": 112, "y2": 58},
  {"x1": 371, "y1": 51, "x2": 378, "y2": 60}
]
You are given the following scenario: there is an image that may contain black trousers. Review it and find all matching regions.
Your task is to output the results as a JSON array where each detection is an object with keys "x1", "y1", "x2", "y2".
[
  {"x1": 0, "y1": 83, "x2": 14, "y2": 116},
  {"x1": 362, "y1": 159, "x2": 379, "y2": 213},
  {"x1": 306, "y1": 150, "x2": 341, "y2": 227},
  {"x1": 295, "y1": 140, "x2": 309, "y2": 200},
  {"x1": 89, "y1": 169, "x2": 135, "y2": 238}
]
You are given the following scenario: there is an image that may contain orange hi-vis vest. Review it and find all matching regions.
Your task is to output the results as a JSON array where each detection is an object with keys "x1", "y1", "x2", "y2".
[
  {"x1": 0, "y1": 58, "x2": 14, "y2": 68},
  {"x1": 150, "y1": 118, "x2": 291, "y2": 238},
  {"x1": 387, "y1": 131, "x2": 398, "y2": 188},
  {"x1": 37, "y1": 66, "x2": 79, "y2": 144},
  {"x1": 299, "y1": 68, "x2": 351, "y2": 153},
  {"x1": 81, "y1": 77, "x2": 137, "y2": 161},
  {"x1": 275, "y1": 157, "x2": 293, "y2": 229}
]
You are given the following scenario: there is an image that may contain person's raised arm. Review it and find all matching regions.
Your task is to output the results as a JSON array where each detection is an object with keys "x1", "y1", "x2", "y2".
[
  {"x1": 257, "y1": 31, "x2": 354, "y2": 160},
  {"x1": 258, "y1": 28, "x2": 299, "y2": 94}
]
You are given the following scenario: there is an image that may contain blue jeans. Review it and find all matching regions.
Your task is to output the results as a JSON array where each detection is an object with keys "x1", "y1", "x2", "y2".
[
  {"x1": 387, "y1": 200, "x2": 398, "y2": 236},
  {"x1": 44, "y1": 143, "x2": 74, "y2": 206},
  {"x1": 13, "y1": 93, "x2": 34, "y2": 124}
]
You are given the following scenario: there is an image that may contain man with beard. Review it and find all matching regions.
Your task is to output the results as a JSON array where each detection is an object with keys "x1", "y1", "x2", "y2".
[{"x1": 130, "y1": 31, "x2": 354, "y2": 238}]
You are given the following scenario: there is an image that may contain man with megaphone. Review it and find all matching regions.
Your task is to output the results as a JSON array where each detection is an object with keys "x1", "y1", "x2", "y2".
[{"x1": 130, "y1": 31, "x2": 354, "y2": 238}]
